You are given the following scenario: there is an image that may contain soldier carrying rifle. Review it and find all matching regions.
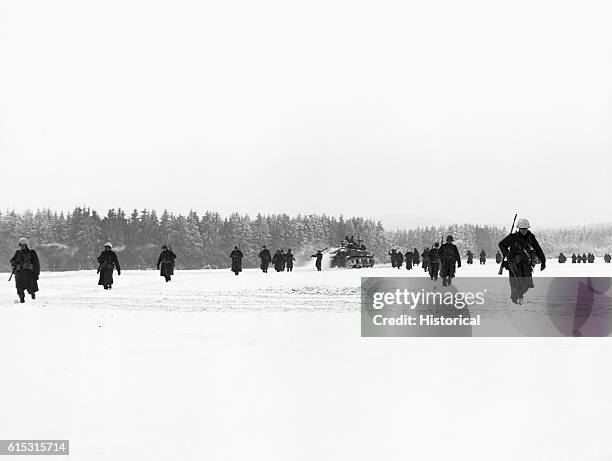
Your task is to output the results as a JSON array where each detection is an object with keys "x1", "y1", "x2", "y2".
[{"x1": 498, "y1": 218, "x2": 546, "y2": 305}]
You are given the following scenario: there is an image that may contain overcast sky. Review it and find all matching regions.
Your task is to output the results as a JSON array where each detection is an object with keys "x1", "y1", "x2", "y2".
[{"x1": 1, "y1": 0, "x2": 610, "y2": 229}]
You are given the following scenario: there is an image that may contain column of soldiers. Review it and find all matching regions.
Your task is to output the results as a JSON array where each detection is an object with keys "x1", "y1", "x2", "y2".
[
  {"x1": 383, "y1": 218, "x2": 553, "y2": 303},
  {"x1": 389, "y1": 236, "x2": 461, "y2": 286},
  {"x1": 7, "y1": 220, "x2": 611, "y2": 302},
  {"x1": 569, "y1": 252, "x2": 602, "y2": 263}
]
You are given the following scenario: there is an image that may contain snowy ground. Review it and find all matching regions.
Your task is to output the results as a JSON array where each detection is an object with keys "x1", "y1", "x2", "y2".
[{"x1": 1, "y1": 260, "x2": 612, "y2": 460}]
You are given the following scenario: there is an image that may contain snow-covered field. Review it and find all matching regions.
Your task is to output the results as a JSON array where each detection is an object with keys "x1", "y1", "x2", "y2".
[{"x1": 1, "y1": 260, "x2": 612, "y2": 460}]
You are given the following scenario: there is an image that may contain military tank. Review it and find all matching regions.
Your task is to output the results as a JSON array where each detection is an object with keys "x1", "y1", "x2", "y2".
[{"x1": 330, "y1": 236, "x2": 375, "y2": 268}]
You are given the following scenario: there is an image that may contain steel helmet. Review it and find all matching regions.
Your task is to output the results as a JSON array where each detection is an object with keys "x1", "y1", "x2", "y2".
[{"x1": 517, "y1": 218, "x2": 530, "y2": 229}]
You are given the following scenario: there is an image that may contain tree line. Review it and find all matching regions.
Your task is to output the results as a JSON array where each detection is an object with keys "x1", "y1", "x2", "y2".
[{"x1": 1, "y1": 208, "x2": 610, "y2": 271}]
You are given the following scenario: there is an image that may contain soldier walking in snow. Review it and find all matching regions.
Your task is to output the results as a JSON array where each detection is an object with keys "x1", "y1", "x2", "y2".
[
  {"x1": 498, "y1": 218, "x2": 546, "y2": 305},
  {"x1": 412, "y1": 249, "x2": 420, "y2": 266},
  {"x1": 557, "y1": 253, "x2": 567, "y2": 263},
  {"x1": 157, "y1": 244, "x2": 176, "y2": 282},
  {"x1": 404, "y1": 250, "x2": 413, "y2": 270},
  {"x1": 230, "y1": 246, "x2": 243, "y2": 275},
  {"x1": 9, "y1": 237, "x2": 40, "y2": 303},
  {"x1": 604, "y1": 253, "x2": 611, "y2": 263},
  {"x1": 272, "y1": 250, "x2": 282, "y2": 271},
  {"x1": 258, "y1": 245, "x2": 272, "y2": 273},
  {"x1": 97, "y1": 242, "x2": 121, "y2": 289},
  {"x1": 428, "y1": 242, "x2": 440, "y2": 281},
  {"x1": 582, "y1": 253, "x2": 587, "y2": 263},
  {"x1": 311, "y1": 250, "x2": 324, "y2": 271},
  {"x1": 389, "y1": 249, "x2": 398, "y2": 268},
  {"x1": 479, "y1": 250, "x2": 486, "y2": 265},
  {"x1": 422, "y1": 248, "x2": 429, "y2": 272},
  {"x1": 439, "y1": 236, "x2": 461, "y2": 286},
  {"x1": 395, "y1": 250, "x2": 403, "y2": 269},
  {"x1": 465, "y1": 250, "x2": 474, "y2": 265},
  {"x1": 286, "y1": 249, "x2": 296, "y2": 272}
]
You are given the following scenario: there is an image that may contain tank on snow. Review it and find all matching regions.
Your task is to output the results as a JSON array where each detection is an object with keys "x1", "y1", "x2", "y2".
[{"x1": 330, "y1": 235, "x2": 375, "y2": 268}]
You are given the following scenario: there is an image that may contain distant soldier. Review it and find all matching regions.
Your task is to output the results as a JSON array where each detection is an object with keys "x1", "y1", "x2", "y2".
[
  {"x1": 439, "y1": 236, "x2": 461, "y2": 286},
  {"x1": 422, "y1": 248, "x2": 429, "y2": 272},
  {"x1": 97, "y1": 242, "x2": 121, "y2": 290},
  {"x1": 498, "y1": 218, "x2": 546, "y2": 305},
  {"x1": 571, "y1": 253, "x2": 577, "y2": 263},
  {"x1": 395, "y1": 250, "x2": 403, "y2": 269},
  {"x1": 404, "y1": 250, "x2": 413, "y2": 270},
  {"x1": 389, "y1": 249, "x2": 398, "y2": 268},
  {"x1": 479, "y1": 250, "x2": 486, "y2": 265},
  {"x1": 412, "y1": 249, "x2": 420, "y2": 266},
  {"x1": 582, "y1": 253, "x2": 587, "y2": 263},
  {"x1": 9, "y1": 237, "x2": 40, "y2": 303},
  {"x1": 604, "y1": 253, "x2": 611, "y2": 263},
  {"x1": 428, "y1": 242, "x2": 441, "y2": 281},
  {"x1": 495, "y1": 251, "x2": 502, "y2": 264},
  {"x1": 286, "y1": 249, "x2": 296, "y2": 272},
  {"x1": 311, "y1": 250, "x2": 324, "y2": 271},
  {"x1": 230, "y1": 246, "x2": 243, "y2": 275},
  {"x1": 557, "y1": 253, "x2": 567, "y2": 263},
  {"x1": 279, "y1": 249, "x2": 287, "y2": 271},
  {"x1": 272, "y1": 250, "x2": 283, "y2": 272},
  {"x1": 588, "y1": 252, "x2": 595, "y2": 263},
  {"x1": 465, "y1": 250, "x2": 474, "y2": 265},
  {"x1": 576, "y1": 253, "x2": 582, "y2": 263},
  {"x1": 258, "y1": 245, "x2": 272, "y2": 273},
  {"x1": 157, "y1": 244, "x2": 176, "y2": 282}
]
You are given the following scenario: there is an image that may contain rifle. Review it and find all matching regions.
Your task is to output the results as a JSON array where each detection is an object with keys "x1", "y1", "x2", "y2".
[
  {"x1": 498, "y1": 213, "x2": 518, "y2": 275},
  {"x1": 8, "y1": 268, "x2": 15, "y2": 281}
]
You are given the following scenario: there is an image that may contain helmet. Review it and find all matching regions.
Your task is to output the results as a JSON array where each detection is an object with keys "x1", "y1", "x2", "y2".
[
  {"x1": 104, "y1": 242, "x2": 112, "y2": 248},
  {"x1": 517, "y1": 218, "x2": 530, "y2": 229},
  {"x1": 161, "y1": 244, "x2": 168, "y2": 249},
  {"x1": 18, "y1": 237, "x2": 28, "y2": 245},
  {"x1": 446, "y1": 235, "x2": 454, "y2": 242}
]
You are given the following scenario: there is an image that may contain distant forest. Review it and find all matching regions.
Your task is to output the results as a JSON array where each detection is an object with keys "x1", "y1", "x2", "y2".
[{"x1": 1, "y1": 208, "x2": 611, "y2": 271}]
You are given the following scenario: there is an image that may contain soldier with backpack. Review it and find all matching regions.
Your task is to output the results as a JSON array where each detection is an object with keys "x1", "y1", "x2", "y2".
[
  {"x1": 479, "y1": 250, "x2": 486, "y2": 265},
  {"x1": 439, "y1": 236, "x2": 461, "y2": 286},
  {"x1": 157, "y1": 244, "x2": 176, "y2": 282}
]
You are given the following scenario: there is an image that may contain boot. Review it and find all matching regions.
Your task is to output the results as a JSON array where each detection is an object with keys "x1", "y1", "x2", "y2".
[
  {"x1": 31, "y1": 293, "x2": 36, "y2": 299},
  {"x1": 19, "y1": 296, "x2": 25, "y2": 303}
]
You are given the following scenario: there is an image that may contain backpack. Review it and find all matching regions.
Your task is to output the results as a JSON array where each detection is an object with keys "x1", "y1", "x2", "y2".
[{"x1": 441, "y1": 244, "x2": 455, "y2": 261}]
